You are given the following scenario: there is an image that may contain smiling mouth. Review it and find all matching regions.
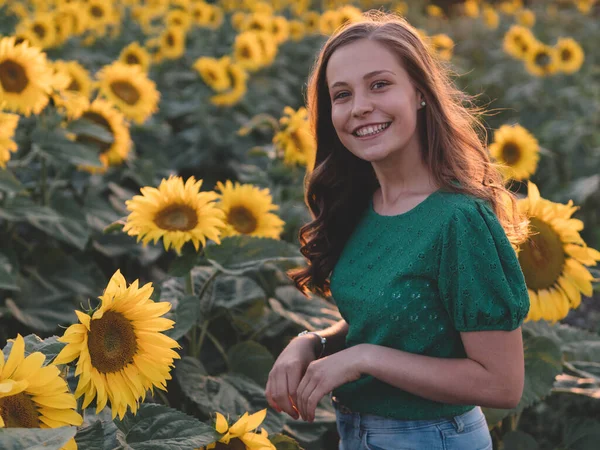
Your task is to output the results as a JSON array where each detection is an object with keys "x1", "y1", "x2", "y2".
[{"x1": 352, "y1": 122, "x2": 392, "y2": 138}]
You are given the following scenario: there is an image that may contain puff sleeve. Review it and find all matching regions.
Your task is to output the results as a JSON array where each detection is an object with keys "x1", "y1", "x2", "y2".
[{"x1": 438, "y1": 199, "x2": 530, "y2": 332}]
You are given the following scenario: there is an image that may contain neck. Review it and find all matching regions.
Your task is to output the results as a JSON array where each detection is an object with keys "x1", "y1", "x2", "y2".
[{"x1": 371, "y1": 137, "x2": 438, "y2": 205}]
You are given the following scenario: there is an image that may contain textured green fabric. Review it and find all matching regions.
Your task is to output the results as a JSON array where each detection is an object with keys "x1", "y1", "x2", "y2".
[{"x1": 329, "y1": 189, "x2": 530, "y2": 420}]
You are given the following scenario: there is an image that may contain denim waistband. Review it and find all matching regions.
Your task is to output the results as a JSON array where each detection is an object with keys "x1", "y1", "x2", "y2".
[{"x1": 332, "y1": 395, "x2": 483, "y2": 432}]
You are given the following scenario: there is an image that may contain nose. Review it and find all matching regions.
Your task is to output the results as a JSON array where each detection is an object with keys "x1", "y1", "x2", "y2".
[{"x1": 351, "y1": 95, "x2": 373, "y2": 117}]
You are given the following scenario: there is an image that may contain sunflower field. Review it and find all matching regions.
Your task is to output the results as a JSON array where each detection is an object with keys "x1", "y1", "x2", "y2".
[{"x1": 1, "y1": 0, "x2": 600, "y2": 449}]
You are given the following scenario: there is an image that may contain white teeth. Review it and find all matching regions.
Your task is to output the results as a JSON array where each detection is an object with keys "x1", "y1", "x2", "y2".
[{"x1": 355, "y1": 122, "x2": 390, "y2": 137}]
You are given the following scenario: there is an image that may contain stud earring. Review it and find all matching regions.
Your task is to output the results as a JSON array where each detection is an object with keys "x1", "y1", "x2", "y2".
[{"x1": 421, "y1": 101, "x2": 426, "y2": 107}]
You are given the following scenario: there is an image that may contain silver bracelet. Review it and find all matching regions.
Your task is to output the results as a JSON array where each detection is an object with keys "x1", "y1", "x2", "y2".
[{"x1": 297, "y1": 330, "x2": 326, "y2": 357}]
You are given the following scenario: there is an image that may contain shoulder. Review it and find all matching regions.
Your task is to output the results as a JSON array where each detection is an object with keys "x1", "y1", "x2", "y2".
[{"x1": 436, "y1": 190, "x2": 493, "y2": 223}]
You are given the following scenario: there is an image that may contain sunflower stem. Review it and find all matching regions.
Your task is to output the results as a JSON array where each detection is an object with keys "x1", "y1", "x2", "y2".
[
  {"x1": 206, "y1": 330, "x2": 229, "y2": 367},
  {"x1": 185, "y1": 271, "x2": 195, "y2": 296},
  {"x1": 195, "y1": 319, "x2": 210, "y2": 358},
  {"x1": 155, "y1": 389, "x2": 171, "y2": 407},
  {"x1": 40, "y1": 157, "x2": 48, "y2": 206}
]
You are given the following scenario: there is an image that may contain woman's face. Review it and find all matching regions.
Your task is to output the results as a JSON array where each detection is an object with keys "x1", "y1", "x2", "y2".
[{"x1": 325, "y1": 39, "x2": 423, "y2": 163}]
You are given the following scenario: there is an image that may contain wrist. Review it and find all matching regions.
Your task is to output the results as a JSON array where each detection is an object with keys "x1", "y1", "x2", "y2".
[{"x1": 296, "y1": 331, "x2": 325, "y2": 358}]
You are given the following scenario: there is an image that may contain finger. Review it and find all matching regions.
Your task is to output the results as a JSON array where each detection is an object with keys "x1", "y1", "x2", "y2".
[
  {"x1": 307, "y1": 388, "x2": 323, "y2": 422},
  {"x1": 287, "y1": 371, "x2": 301, "y2": 419},
  {"x1": 296, "y1": 374, "x2": 308, "y2": 419},
  {"x1": 275, "y1": 372, "x2": 294, "y2": 417},
  {"x1": 265, "y1": 377, "x2": 281, "y2": 412}
]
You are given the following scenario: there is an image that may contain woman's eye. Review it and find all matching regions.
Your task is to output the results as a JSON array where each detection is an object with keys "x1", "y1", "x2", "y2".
[
  {"x1": 333, "y1": 92, "x2": 349, "y2": 100},
  {"x1": 372, "y1": 81, "x2": 389, "y2": 89}
]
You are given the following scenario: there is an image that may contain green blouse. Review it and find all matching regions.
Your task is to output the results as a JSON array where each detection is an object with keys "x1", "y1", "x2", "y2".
[{"x1": 329, "y1": 189, "x2": 530, "y2": 420}]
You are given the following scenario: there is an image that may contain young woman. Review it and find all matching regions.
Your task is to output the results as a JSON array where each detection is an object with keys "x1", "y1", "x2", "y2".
[{"x1": 265, "y1": 12, "x2": 530, "y2": 450}]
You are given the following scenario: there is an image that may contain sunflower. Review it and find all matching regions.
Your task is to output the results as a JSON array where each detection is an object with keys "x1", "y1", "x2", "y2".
[
  {"x1": 75, "y1": 99, "x2": 132, "y2": 173},
  {"x1": 426, "y1": 4, "x2": 444, "y2": 18},
  {"x1": 271, "y1": 16, "x2": 290, "y2": 44},
  {"x1": 273, "y1": 106, "x2": 316, "y2": 171},
  {"x1": 0, "y1": 112, "x2": 19, "y2": 168},
  {"x1": 165, "y1": 8, "x2": 192, "y2": 31},
  {"x1": 498, "y1": 0, "x2": 520, "y2": 14},
  {"x1": 489, "y1": 124, "x2": 539, "y2": 181},
  {"x1": 233, "y1": 31, "x2": 265, "y2": 72},
  {"x1": 231, "y1": 11, "x2": 247, "y2": 31},
  {"x1": 517, "y1": 182, "x2": 600, "y2": 323},
  {"x1": 241, "y1": 12, "x2": 272, "y2": 33},
  {"x1": 157, "y1": 26, "x2": 186, "y2": 60},
  {"x1": 255, "y1": 31, "x2": 278, "y2": 67},
  {"x1": 503, "y1": 25, "x2": 536, "y2": 59},
  {"x1": 193, "y1": 56, "x2": 231, "y2": 93},
  {"x1": 210, "y1": 60, "x2": 249, "y2": 107},
  {"x1": 463, "y1": 0, "x2": 480, "y2": 18},
  {"x1": 119, "y1": 42, "x2": 152, "y2": 72},
  {"x1": 199, "y1": 409, "x2": 276, "y2": 450},
  {"x1": 337, "y1": 5, "x2": 363, "y2": 28},
  {"x1": 525, "y1": 42, "x2": 559, "y2": 77},
  {"x1": 96, "y1": 61, "x2": 159, "y2": 124},
  {"x1": 555, "y1": 37, "x2": 585, "y2": 74},
  {"x1": 191, "y1": 2, "x2": 213, "y2": 26},
  {"x1": 53, "y1": 270, "x2": 181, "y2": 420},
  {"x1": 429, "y1": 34, "x2": 454, "y2": 61},
  {"x1": 0, "y1": 334, "x2": 82, "y2": 449},
  {"x1": 289, "y1": 20, "x2": 306, "y2": 42},
  {"x1": 302, "y1": 11, "x2": 321, "y2": 34},
  {"x1": 123, "y1": 176, "x2": 226, "y2": 254},
  {"x1": 0, "y1": 37, "x2": 54, "y2": 116},
  {"x1": 85, "y1": 0, "x2": 115, "y2": 32},
  {"x1": 215, "y1": 180, "x2": 284, "y2": 239},
  {"x1": 516, "y1": 8, "x2": 536, "y2": 27},
  {"x1": 52, "y1": 60, "x2": 93, "y2": 99},
  {"x1": 16, "y1": 13, "x2": 57, "y2": 49},
  {"x1": 576, "y1": 0, "x2": 596, "y2": 14},
  {"x1": 319, "y1": 10, "x2": 341, "y2": 35},
  {"x1": 482, "y1": 5, "x2": 500, "y2": 29},
  {"x1": 395, "y1": 1, "x2": 409, "y2": 15},
  {"x1": 205, "y1": 5, "x2": 224, "y2": 29}
]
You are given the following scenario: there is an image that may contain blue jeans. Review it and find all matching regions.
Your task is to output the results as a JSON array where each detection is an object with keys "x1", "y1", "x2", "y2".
[{"x1": 334, "y1": 400, "x2": 493, "y2": 450}]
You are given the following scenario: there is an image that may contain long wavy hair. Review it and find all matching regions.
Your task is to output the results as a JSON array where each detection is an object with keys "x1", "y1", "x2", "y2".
[{"x1": 288, "y1": 12, "x2": 529, "y2": 297}]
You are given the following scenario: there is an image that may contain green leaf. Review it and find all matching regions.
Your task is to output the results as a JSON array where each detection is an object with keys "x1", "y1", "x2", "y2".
[
  {"x1": 5, "y1": 276, "x2": 76, "y2": 332},
  {"x1": 103, "y1": 218, "x2": 126, "y2": 234},
  {"x1": 0, "y1": 251, "x2": 19, "y2": 291},
  {"x1": 114, "y1": 403, "x2": 221, "y2": 449},
  {"x1": 0, "y1": 169, "x2": 24, "y2": 193},
  {"x1": 204, "y1": 236, "x2": 303, "y2": 274},
  {"x1": 227, "y1": 341, "x2": 275, "y2": 386},
  {"x1": 562, "y1": 418, "x2": 600, "y2": 450},
  {"x1": 267, "y1": 286, "x2": 342, "y2": 336},
  {"x1": 31, "y1": 128, "x2": 103, "y2": 168},
  {"x1": 165, "y1": 295, "x2": 201, "y2": 341},
  {"x1": 75, "y1": 420, "x2": 105, "y2": 450},
  {"x1": 269, "y1": 434, "x2": 303, "y2": 450},
  {"x1": 502, "y1": 430, "x2": 539, "y2": 450},
  {"x1": 2, "y1": 334, "x2": 65, "y2": 361},
  {"x1": 167, "y1": 249, "x2": 203, "y2": 277},
  {"x1": 482, "y1": 335, "x2": 563, "y2": 425},
  {"x1": 523, "y1": 321, "x2": 600, "y2": 362},
  {"x1": 67, "y1": 117, "x2": 115, "y2": 144},
  {"x1": 0, "y1": 427, "x2": 76, "y2": 450},
  {"x1": 212, "y1": 275, "x2": 265, "y2": 310}
]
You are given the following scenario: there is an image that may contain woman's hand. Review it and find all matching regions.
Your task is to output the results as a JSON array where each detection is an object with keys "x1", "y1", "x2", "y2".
[
  {"x1": 265, "y1": 336, "x2": 319, "y2": 420},
  {"x1": 296, "y1": 345, "x2": 366, "y2": 422}
]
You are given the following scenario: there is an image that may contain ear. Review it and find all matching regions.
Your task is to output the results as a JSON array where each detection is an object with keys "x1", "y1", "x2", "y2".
[{"x1": 416, "y1": 90, "x2": 425, "y2": 109}]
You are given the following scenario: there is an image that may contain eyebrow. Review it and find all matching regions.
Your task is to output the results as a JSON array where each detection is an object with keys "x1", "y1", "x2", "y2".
[{"x1": 329, "y1": 70, "x2": 396, "y2": 89}]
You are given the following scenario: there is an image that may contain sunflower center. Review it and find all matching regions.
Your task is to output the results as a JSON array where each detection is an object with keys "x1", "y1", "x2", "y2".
[
  {"x1": 68, "y1": 77, "x2": 81, "y2": 92},
  {"x1": 33, "y1": 24, "x2": 46, "y2": 39},
  {"x1": 166, "y1": 33, "x2": 175, "y2": 47},
  {"x1": 0, "y1": 393, "x2": 41, "y2": 428},
  {"x1": 561, "y1": 48, "x2": 572, "y2": 62},
  {"x1": 0, "y1": 60, "x2": 29, "y2": 94},
  {"x1": 518, "y1": 217, "x2": 565, "y2": 290},
  {"x1": 154, "y1": 204, "x2": 198, "y2": 231},
  {"x1": 110, "y1": 81, "x2": 141, "y2": 105},
  {"x1": 534, "y1": 51, "x2": 551, "y2": 68},
  {"x1": 88, "y1": 310, "x2": 137, "y2": 373},
  {"x1": 91, "y1": 6, "x2": 104, "y2": 18},
  {"x1": 125, "y1": 53, "x2": 141, "y2": 65},
  {"x1": 76, "y1": 111, "x2": 113, "y2": 153},
  {"x1": 214, "y1": 438, "x2": 247, "y2": 450},
  {"x1": 240, "y1": 46, "x2": 251, "y2": 59},
  {"x1": 228, "y1": 206, "x2": 257, "y2": 234},
  {"x1": 501, "y1": 142, "x2": 521, "y2": 165}
]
